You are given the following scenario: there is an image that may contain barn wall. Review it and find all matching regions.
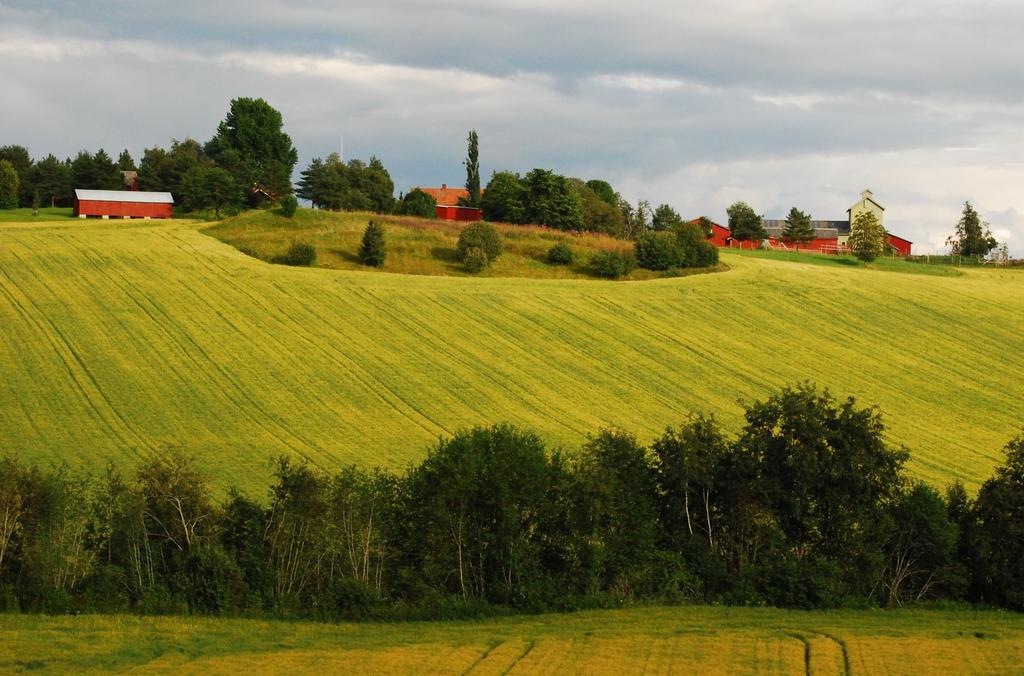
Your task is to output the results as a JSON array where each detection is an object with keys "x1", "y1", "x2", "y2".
[
  {"x1": 74, "y1": 199, "x2": 173, "y2": 218},
  {"x1": 436, "y1": 205, "x2": 484, "y2": 222}
]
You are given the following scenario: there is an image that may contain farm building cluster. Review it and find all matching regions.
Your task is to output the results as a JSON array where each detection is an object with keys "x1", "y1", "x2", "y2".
[{"x1": 705, "y1": 190, "x2": 912, "y2": 255}]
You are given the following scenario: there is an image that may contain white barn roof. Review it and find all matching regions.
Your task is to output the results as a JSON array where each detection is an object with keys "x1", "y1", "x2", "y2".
[{"x1": 74, "y1": 189, "x2": 174, "y2": 204}]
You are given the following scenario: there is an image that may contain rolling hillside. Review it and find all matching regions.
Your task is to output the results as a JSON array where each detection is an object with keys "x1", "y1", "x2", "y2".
[{"x1": 1, "y1": 217, "x2": 1022, "y2": 491}]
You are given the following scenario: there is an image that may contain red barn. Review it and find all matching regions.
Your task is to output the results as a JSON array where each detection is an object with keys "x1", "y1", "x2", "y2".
[
  {"x1": 887, "y1": 233, "x2": 913, "y2": 256},
  {"x1": 74, "y1": 189, "x2": 173, "y2": 219},
  {"x1": 417, "y1": 184, "x2": 484, "y2": 221}
]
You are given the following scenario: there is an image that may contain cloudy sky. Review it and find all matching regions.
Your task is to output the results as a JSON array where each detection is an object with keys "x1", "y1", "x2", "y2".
[{"x1": 2, "y1": 0, "x2": 1022, "y2": 253}]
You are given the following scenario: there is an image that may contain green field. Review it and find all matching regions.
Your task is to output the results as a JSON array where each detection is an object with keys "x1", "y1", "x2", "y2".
[
  {"x1": 1, "y1": 215, "x2": 1022, "y2": 491},
  {"x1": 3, "y1": 606, "x2": 1023, "y2": 673}
]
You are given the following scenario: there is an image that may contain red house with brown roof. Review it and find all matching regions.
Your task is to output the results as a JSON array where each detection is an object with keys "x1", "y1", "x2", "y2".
[{"x1": 416, "y1": 184, "x2": 484, "y2": 221}]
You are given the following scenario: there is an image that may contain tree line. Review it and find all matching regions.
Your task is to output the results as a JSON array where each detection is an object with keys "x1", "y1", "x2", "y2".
[
  {"x1": 0, "y1": 97, "x2": 299, "y2": 217},
  {"x1": 1, "y1": 383, "x2": 1021, "y2": 620}
]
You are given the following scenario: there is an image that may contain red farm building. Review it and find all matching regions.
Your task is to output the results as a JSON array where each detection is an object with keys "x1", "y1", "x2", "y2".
[
  {"x1": 73, "y1": 189, "x2": 173, "y2": 219},
  {"x1": 417, "y1": 184, "x2": 484, "y2": 221}
]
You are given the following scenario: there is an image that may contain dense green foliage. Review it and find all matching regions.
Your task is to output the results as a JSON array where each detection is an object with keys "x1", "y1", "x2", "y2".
[
  {"x1": 782, "y1": 207, "x2": 815, "y2": 249},
  {"x1": 947, "y1": 201, "x2": 998, "y2": 257},
  {"x1": 358, "y1": 221, "x2": 387, "y2": 267},
  {"x1": 28, "y1": 154, "x2": 71, "y2": 208},
  {"x1": 546, "y1": 241, "x2": 574, "y2": 265},
  {"x1": 205, "y1": 97, "x2": 298, "y2": 202},
  {"x1": 180, "y1": 164, "x2": 242, "y2": 218},
  {"x1": 589, "y1": 249, "x2": 635, "y2": 279},
  {"x1": 0, "y1": 160, "x2": 18, "y2": 209},
  {"x1": 481, "y1": 171, "x2": 526, "y2": 223},
  {"x1": 523, "y1": 169, "x2": 585, "y2": 231},
  {"x1": 396, "y1": 188, "x2": 437, "y2": 218},
  {"x1": 456, "y1": 221, "x2": 503, "y2": 268},
  {"x1": 727, "y1": 201, "x2": 767, "y2": 241},
  {"x1": 573, "y1": 179, "x2": 625, "y2": 234},
  {"x1": 850, "y1": 211, "x2": 886, "y2": 262},
  {"x1": 635, "y1": 223, "x2": 718, "y2": 271},
  {"x1": 0, "y1": 146, "x2": 32, "y2": 206},
  {"x1": 296, "y1": 154, "x2": 395, "y2": 213},
  {"x1": 0, "y1": 386, "x2": 1019, "y2": 620}
]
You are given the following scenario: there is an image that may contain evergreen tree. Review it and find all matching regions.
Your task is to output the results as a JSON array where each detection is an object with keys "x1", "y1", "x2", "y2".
[
  {"x1": 116, "y1": 149, "x2": 136, "y2": 171},
  {"x1": 946, "y1": 201, "x2": 997, "y2": 257},
  {"x1": 462, "y1": 129, "x2": 481, "y2": 207},
  {"x1": 29, "y1": 154, "x2": 71, "y2": 207},
  {"x1": 358, "y1": 220, "x2": 387, "y2": 267},
  {"x1": 782, "y1": 207, "x2": 815, "y2": 250},
  {"x1": 726, "y1": 201, "x2": 767, "y2": 242},
  {"x1": 849, "y1": 211, "x2": 886, "y2": 262}
]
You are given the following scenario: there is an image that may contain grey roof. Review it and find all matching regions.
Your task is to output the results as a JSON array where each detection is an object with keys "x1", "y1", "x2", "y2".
[
  {"x1": 75, "y1": 189, "x2": 174, "y2": 204},
  {"x1": 763, "y1": 219, "x2": 845, "y2": 239}
]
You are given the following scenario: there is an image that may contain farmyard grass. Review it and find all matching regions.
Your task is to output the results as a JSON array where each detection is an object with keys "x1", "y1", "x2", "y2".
[
  {"x1": 1, "y1": 216, "x2": 1022, "y2": 492},
  {"x1": 1, "y1": 606, "x2": 1022, "y2": 673}
]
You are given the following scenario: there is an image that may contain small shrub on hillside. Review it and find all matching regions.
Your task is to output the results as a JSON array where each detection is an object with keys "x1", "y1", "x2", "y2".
[
  {"x1": 280, "y1": 195, "x2": 298, "y2": 217},
  {"x1": 457, "y1": 221, "x2": 502, "y2": 263},
  {"x1": 547, "y1": 241, "x2": 574, "y2": 265},
  {"x1": 674, "y1": 222, "x2": 719, "y2": 267},
  {"x1": 635, "y1": 232, "x2": 681, "y2": 271},
  {"x1": 278, "y1": 242, "x2": 316, "y2": 266},
  {"x1": 359, "y1": 220, "x2": 387, "y2": 267},
  {"x1": 589, "y1": 249, "x2": 635, "y2": 279},
  {"x1": 463, "y1": 247, "x2": 490, "y2": 273}
]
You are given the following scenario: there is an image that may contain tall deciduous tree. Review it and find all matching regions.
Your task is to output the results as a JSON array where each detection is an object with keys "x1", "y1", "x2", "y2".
[
  {"x1": 0, "y1": 145, "x2": 33, "y2": 206},
  {"x1": 205, "y1": 97, "x2": 298, "y2": 201},
  {"x1": 481, "y1": 171, "x2": 526, "y2": 223},
  {"x1": 523, "y1": 168, "x2": 584, "y2": 231},
  {"x1": 726, "y1": 201, "x2": 767, "y2": 242},
  {"x1": 849, "y1": 211, "x2": 886, "y2": 262},
  {"x1": 946, "y1": 201, "x2": 997, "y2": 257},
  {"x1": 651, "y1": 203, "x2": 684, "y2": 231},
  {"x1": 0, "y1": 160, "x2": 19, "y2": 209},
  {"x1": 782, "y1": 207, "x2": 815, "y2": 250},
  {"x1": 462, "y1": 130, "x2": 481, "y2": 208},
  {"x1": 969, "y1": 433, "x2": 1024, "y2": 610}
]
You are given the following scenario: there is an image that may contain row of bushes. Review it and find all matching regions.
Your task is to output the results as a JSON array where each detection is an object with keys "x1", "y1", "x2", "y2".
[{"x1": 2, "y1": 383, "x2": 1022, "y2": 620}]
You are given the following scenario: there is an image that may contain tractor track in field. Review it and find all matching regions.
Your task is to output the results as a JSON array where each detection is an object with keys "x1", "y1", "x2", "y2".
[
  {"x1": 0, "y1": 250, "x2": 154, "y2": 454},
  {"x1": 174, "y1": 228, "x2": 447, "y2": 442}
]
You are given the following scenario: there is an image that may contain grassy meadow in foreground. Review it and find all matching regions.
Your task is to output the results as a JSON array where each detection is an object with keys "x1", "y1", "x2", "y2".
[
  {"x1": 0, "y1": 215, "x2": 1022, "y2": 492},
  {"x1": 2, "y1": 606, "x2": 1023, "y2": 674}
]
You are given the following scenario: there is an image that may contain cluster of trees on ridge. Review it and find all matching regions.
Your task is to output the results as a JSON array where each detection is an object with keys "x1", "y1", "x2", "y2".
[{"x1": 1, "y1": 384, "x2": 1022, "y2": 620}]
